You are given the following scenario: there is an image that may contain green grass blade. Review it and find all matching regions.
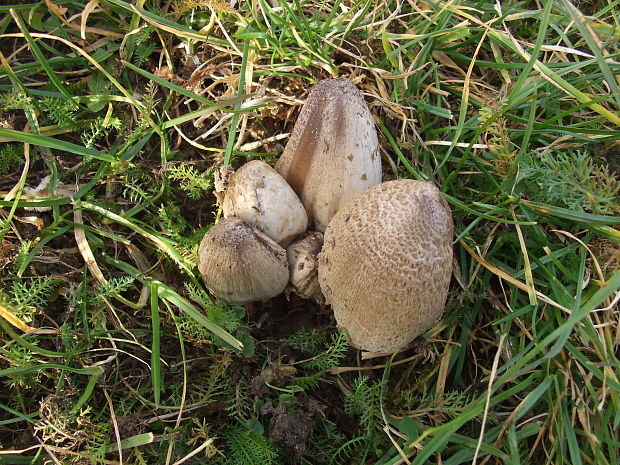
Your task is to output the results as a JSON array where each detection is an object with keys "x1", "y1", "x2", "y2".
[
  {"x1": 103, "y1": 433, "x2": 155, "y2": 453},
  {"x1": 507, "y1": 0, "x2": 554, "y2": 105},
  {"x1": 9, "y1": 10, "x2": 75, "y2": 103},
  {"x1": 101, "y1": 0, "x2": 217, "y2": 41},
  {"x1": 376, "y1": 117, "x2": 423, "y2": 180},
  {"x1": 159, "y1": 93, "x2": 253, "y2": 130},
  {"x1": 121, "y1": 60, "x2": 214, "y2": 105},
  {"x1": 106, "y1": 258, "x2": 242, "y2": 351},
  {"x1": 0, "y1": 128, "x2": 114, "y2": 162},
  {"x1": 0, "y1": 318, "x2": 76, "y2": 357},
  {"x1": 561, "y1": 400, "x2": 584, "y2": 465},
  {"x1": 560, "y1": 0, "x2": 620, "y2": 107},
  {"x1": 0, "y1": 457, "x2": 45, "y2": 464},
  {"x1": 70, "y1": 366, "x2": 104, "y2": 414},
  {"x1": 150, "y1": 282, "x2": 161, "y2": 407},
  {"x1": 74, "y1": 200, "x2": 194, "y2": 275},
  {"x1": 0, "y1": 363, "x2": 103, "y2": 378},
  {"x1": 490, "y1": 29, "x2": 620, "y2": 126},
  {"x1": 223, "y1": 33, "x2": 251, "y2": 166},
  {"x1": 0, "y1": 403, "x2": 36, "y2": 425},
  {"x1": 521, "y1": 200, "x2": 620, "y2": 225},
  {"x1": 157, "y1": 286, "x2": 243, "y2": 352}
]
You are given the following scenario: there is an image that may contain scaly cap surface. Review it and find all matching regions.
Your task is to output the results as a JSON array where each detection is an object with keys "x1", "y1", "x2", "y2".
[{"x1": 318, "y1": 180, "x2": 453, "y2": 352}]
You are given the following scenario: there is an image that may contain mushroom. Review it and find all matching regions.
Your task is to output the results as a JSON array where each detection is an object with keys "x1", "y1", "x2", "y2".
[
  {"x1": 318, "y1": 180, "x2": 453, "y2": 353},
  {"x1": 222, "y1": 160, "x2": 308, "y2": 247},
  {"x1": 286, "y1": 231, "x2": 324, "y2": 302},
  {"x1": 198, "y1": 217, "x2": 289, "y2": 305},
  {"x1": 275, "y1": 78, "x2": 382, "y2": 232}
]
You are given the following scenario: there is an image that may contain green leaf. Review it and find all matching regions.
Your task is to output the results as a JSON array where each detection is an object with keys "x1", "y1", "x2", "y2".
[
  {"x1": 103, "y1": 433, "x2": 155, "y2": 452},
  {"x1": 158, "y1": 285, "x2": 243, "y2": 352},
  {"x1": 150, "y1": 282, "x2": 161, "y2": 407},
  {"x1": 0, "y1": 128, "x2": 114, "y2": 162}
]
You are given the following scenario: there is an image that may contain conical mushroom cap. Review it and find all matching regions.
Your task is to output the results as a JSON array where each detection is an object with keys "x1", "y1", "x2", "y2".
[
  {"x1": 275, "y1": 78, "x2": 382, "y2": 232},
  {"x1": 222, "y1": 160, "x2": 308, "y2": 247},
  {"x1": 198, "y1": 217, "x2": 289, "y2": 305},
  {"x1": 318, "y1": 180, "x2": 453, "y2": 353}
]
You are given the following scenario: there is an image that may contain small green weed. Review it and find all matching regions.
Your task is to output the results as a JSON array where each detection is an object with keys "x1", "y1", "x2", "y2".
[{"x1": 519, "y1": 150, "x2": 620, "y2": 214}]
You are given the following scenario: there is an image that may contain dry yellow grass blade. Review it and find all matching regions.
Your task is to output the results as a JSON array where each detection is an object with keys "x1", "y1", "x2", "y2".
[
  {"x1": 0, "y1": 443, "x2": 122, "y2": 464},
  {"x1": 3, "y1": 142, "x2": 30, "y2": 202},
  {"x1": 445, "y1": 2, "x2": 620, "y2": 127},
  {"x1": 73, "y1": 211, "x2": 145, "y2": 310},
  {"x1": 460, "y1": 240, "x2": 572, "y2": 314},
  {"x1": 44, "y1": 0, "x2": 124, "y2": 38},
  {"x1": 0, "y1": 302, "x2": 36, "y2": 333},
  {"x1": 73, "y1": 208, "x2": 108, "y2": 286},
  {"x1": 0, "y1": 125, "x2": 75, "y2": 143},
  {"x1": 435, "y1": 343, "x2": 453, "y2": 400},
  {"x1": 80, "y1": 0, "x2": 102, "y2": 40},
  {"x1": 1, "y1": 32, "x2": 147, "y2": 115},
  {"x1": 473, "y1": 334, "x2": 506, "y2": 465},
  {"x1": 552, "y1": 229, "x2": 607, "y2": 286},
  {"x1": 329, "y1": 352, "x2": 425, "y2": 375},
  {"x1": 512, "y1": 207, "x2": 537, "y2": 305}
]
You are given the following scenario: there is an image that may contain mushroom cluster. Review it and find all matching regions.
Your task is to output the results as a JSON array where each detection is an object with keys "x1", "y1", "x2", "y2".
[{"x1": 198, "y1": 77, "x2": 453, "y2": 353}]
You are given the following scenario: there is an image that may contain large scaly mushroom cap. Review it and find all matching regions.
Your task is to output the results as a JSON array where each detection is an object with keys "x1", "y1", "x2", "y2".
[
  {"x1": 198, "y1": 217, "x2": 289, "y2": 305},
  {"x1": 275, "y1": 78, "x2": 382, "y2": 232},
  {"x1": 318, "y1": 179, "x2": 453, "y2": 353},
  {"x1": 222, "y1": 160, "x2": 308, "y2": 247}
]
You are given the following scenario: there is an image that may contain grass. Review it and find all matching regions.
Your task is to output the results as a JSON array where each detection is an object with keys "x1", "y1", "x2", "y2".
[{"x1": 0, "y1": 0, "x2": 619, "y2": 463}]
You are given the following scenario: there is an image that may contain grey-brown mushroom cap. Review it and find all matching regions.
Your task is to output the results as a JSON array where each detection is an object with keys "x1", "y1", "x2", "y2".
[
  {"x1": 318, "y1": 179, "x2": 453, "y2": 353},
  {"x1": 275, "y1": 78, "x2": 382, "y2": 232},
  {"x1": 198, "y1": 217, "x2": 289, "y2": 305},
  {"x1": 286, "y1": 231, "x2": 324, "y2": 302},
  {"x1": 222, "y1": 160, "x2": 308, "y2": 247}
]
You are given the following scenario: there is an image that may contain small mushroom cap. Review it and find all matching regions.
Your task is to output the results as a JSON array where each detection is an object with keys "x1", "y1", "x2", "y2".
[
  {"x1": 286, "y1": 231, "x2": 324, "y2": 302},
  {"x1": 222, "y1": 160, "x2": 308, "y2": 247},
  {"x1": 275, "y1": 78, "x2": 382, "y2": 232},
  {"x1": 198, "y1": 217, "x2": 289, "y2": 305},
  {"x1": 318, "y1": 180, "x2": 453, "y2": 353}
]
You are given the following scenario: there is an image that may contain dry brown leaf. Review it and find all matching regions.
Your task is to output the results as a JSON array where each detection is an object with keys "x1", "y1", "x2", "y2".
[{"x1": 44, "y1": 0, "x2": 68, "y2": 16}]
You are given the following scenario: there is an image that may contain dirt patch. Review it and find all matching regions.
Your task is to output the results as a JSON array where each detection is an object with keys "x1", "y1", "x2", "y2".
[
  {"x1": 248, "y1": 293, "x2": 335, "y2": 341},
  {"x1": 269, "y1": 408, "x2": 314, "y2": 461},
  {"x1": 261, "y1": 400, "x2": 322, "y2": 463}
]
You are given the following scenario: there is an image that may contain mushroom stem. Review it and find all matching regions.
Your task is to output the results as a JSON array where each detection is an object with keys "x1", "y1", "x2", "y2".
[{"x1": 286, "y1": 231, "x2": 324, "y2": 303}]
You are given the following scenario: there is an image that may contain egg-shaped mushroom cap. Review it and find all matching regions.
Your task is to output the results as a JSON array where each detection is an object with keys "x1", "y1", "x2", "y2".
[
  {"x1": 318, "y1": 180, "x2": 453, "y2": 353},
  {"x1": 198, "y1": 217, "x2": 289, "y2": 305},
  {"x1": 275, "y1": 78, "x2": 382, "y2": 232},
  {"x1": 222, "y1": 160, "x2": 308, "y2": 247},
  {"x1": 286, "y1": 231, "x2": 324, "y2": 302}
]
